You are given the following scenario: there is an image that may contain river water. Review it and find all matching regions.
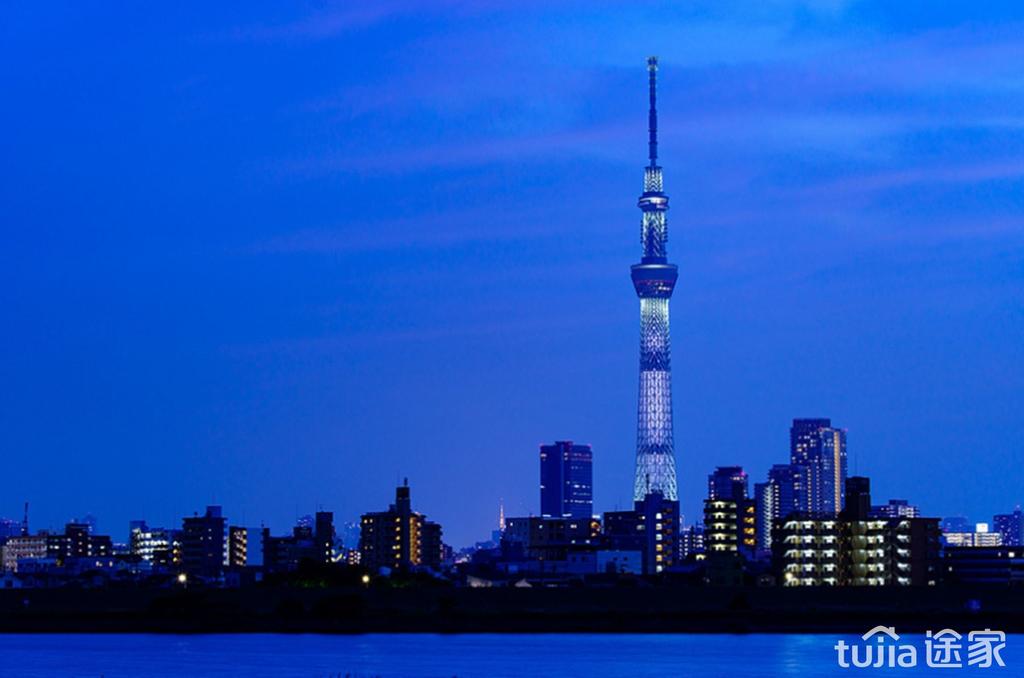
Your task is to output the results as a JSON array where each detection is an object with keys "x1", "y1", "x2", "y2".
[{"x1": 0, "y1": 632, "x2": 1017, "y2": 676}]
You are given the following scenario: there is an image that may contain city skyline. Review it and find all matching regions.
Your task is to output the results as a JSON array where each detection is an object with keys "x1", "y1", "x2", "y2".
[
  {"x1": 2, "y1": 2, "x2": 1022, "y2": 547},
  {"x1": 3, "y1": 407, "x2": 1018, "y2": 548}
]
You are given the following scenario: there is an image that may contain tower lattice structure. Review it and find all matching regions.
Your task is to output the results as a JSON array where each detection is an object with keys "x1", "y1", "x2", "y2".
[{"x1": 631, "y1": 56, "x2": 679, "y2": 502}]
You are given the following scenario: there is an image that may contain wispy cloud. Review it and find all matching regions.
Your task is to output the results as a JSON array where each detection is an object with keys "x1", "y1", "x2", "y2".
[
  {"x1": 226, "y1": 2, "x2": 424, "y2": 42},
  {"x1": 268, "y1": 120, "x2": 636, "y2": 177},
  {"x1": 224, "y1": 0, "x2": 546, "y2": 43},
  {"x1": 246, "y1": 201, "x2": 590, "y2": 255},
  {"x1": 795, "y1": 159, "x2": 1024, "y2": 196}
]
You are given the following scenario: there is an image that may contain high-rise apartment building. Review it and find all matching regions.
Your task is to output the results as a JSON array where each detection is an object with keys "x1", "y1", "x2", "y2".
[{"x1": 790, "y1": 418, "x2": 847, "y2": 516}]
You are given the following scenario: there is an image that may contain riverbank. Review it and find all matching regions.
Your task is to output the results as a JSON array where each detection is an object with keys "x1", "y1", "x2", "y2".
[{"x1": 1, "y1": 585, "x2": 1020, "y2": 633}]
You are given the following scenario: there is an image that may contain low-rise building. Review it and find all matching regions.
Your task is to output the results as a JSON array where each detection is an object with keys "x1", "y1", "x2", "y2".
[
  {"x1": 603, "y1": 491, "x2": 678, "y2": 575},
  {"x1": 870, "y1": 499, "x2": 920, "y2": 519},
  {"x1": 943, "y1": 525, "x2": 1002, "y2": 548},
  {"x1": 261, "y1": 512, "x2": 334, "y2": 573},
  {"x1": 502, "y1": 516, "x2": 600, "y2": 561},
  {"x1": 944, "y1": 546, "x2": 1024, "y2": 585},
  {"x1": 129, "y1": 522, "x2": 179, "y2": 568},
  {"x1": 773, "y1": 477, "x2": 940, "y2": 587},
  {"x1": 774, "y1": 517, "x2": 841, "y2": 586},
  {"x1": 2, "y1": 536, "x2": 48, "y2": 572}
]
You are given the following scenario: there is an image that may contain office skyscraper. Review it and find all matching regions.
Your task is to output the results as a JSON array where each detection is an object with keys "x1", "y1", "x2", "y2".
[
  {"x1": 540, "y1": 441, "x2": 593, "y2": 519},
  {"x1": 790, "y1": 418, "x2": 847, "y2": 516},
  {"x1": 708, "y1": 466, "x2": 748, "y2": 501},
  {"x1": 632, "y1": 56, "x2": 680, "y2": 502}
]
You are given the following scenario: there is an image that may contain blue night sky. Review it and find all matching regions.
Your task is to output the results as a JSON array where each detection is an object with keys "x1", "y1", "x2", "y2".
[{"x1": 2, "y1": 2, "x2": 1022, "y2": 546}]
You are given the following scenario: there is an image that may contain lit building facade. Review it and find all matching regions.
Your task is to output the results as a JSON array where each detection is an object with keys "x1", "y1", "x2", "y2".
[
  {"x1": 704, "y1": 470, "x2": 757, "y2": 584},
  {"x1": 502, "y1": 516, "x2": 600, "y2": 562},
  {"x1": 704, "y1": 498, "x2": 756, "y2": 556},
  {"x1": 129, "y1": 521, "x2": 179, "y2": 567},
  {"x1": 228, "y1": 526, "x2": 248, "y2": 568},
  {"x1": 359, "y1": 482, "x2": 443, "y2": 572},
  {"x1": 680, "y1": 523, "x2": 705, "y2": 559},
  {"x1": 539, "y1": 441, "x2": 593, "y2": 519},
  {"x1": 45, "y1": 523, "x2": 112, "y2": 565},
  {"x1": 754, "y1": 482, "x2": 774, "y2": 553},
  {"x1": 754, "y1": 464, "x2": 808, "y2": 554},
  {"x1": 941, "y1": 516, "x2": 971, "y2": 534},
  {"x1": 180, "y1": 505, "x2": 227, "y2": 580},
  {"x1": 790, "y1": 418, "x2": 847, "y2": 516},
  {"x1": 943, "y1": 527, "x2": 1002, "y2": 548},
  {"x1": 315, "y1": 511, "x2": 335, "y2": 564},
  {"x1": 774, "y1": 477, "x2": 940, "y2": 586},
  {"x1": 945, "y1": 546, "x2": 1024, "y2": 585},
  {"x1": 775, "y1": 517, "x2": 841, "y2": 586},
  {"x1": 870, "y1": 499, "x2": 920, "y2": 519},
  {"x1": 707, "y1": 466, "x2": 748, "y2": 501},
  {"x1": 770, "y1": 463, "x2": 809, "y2": 517},
  {"x1": 993, "y1": 508, "x2": 1024, "y2": 547},
  {"x1": 1, "y1": 536, "x2": 48, "y2": 572},
  {"x1": 604, "y1": 491, "x2": 679, "y2": 574},
  {"x1": 839, "y1": 518, "x2": 940, "y2": 586}
]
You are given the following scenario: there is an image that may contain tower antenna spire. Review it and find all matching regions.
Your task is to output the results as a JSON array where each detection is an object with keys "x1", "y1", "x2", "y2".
[{"x1": 647, "y1": 56, "x2": 658, "y2": 167}]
